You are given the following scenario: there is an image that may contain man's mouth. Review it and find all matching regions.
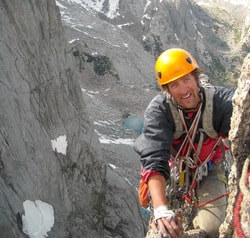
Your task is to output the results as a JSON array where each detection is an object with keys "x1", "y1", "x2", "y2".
[{"x1": 181, "y1": 93, "x2": 192, "y2": 99}]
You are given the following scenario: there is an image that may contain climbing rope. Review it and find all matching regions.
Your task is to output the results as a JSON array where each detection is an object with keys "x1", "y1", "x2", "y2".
[
  {"x1": 233, "y1": 158, "x2": 250, "y2": 238},
  {"x1": 169, "y1": 103, "x2": 230, "y2": 211},
  {"x1": 182, "y1": 136, "x2": 226, "y2": 207},
  {"x1": 191, "y1": 191, "x2": 230, "y2": 208}
]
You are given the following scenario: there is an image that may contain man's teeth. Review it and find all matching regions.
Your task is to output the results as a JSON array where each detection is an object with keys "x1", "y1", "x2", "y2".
[{"x1": 182, "y1": 93, "x2": 191, "y2": 99}]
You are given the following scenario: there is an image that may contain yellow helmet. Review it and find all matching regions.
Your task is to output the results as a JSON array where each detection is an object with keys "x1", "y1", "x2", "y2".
[{"x1": 155, "y1": 48, "x2": 199, "y2": 86}]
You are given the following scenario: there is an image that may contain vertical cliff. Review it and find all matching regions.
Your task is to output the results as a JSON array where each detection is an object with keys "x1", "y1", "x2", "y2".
[
  {"x1": 219, "y1": 53, "x2": 250, "y2": 237},
  {"x1": 0, "y1": 0, "x2": 104, "y2": 236},
  {"x1": 1, "y1": 0, "x2": 248, "y2": 237},
  {"x1": 0, "y1": 0, "x2": 145, "y2": 237}
]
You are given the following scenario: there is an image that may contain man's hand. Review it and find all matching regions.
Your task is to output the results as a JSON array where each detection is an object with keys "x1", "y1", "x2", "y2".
[
  {"x1": 151, "y1": 210, "x2": 182, "y2": 238},
  {"x1": 147, "y1": 175, "x2": 182, "y2": 237}
]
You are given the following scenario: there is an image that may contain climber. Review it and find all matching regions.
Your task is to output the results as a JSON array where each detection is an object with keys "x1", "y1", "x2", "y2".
[{"x1": 134, "y1": 48, "x2": 234, "y2": 238}]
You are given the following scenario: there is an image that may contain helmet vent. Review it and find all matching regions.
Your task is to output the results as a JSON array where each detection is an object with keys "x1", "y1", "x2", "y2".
[
  {"x1": 186, "y1": 57, "x2": 192, "y2": 64},
  {"x1": 158, "y1": 71, "x2": 162, "y2": 79}
]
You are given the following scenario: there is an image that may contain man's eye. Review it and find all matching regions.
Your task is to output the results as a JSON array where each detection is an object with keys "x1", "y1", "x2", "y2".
[{"x1": 170, "y1": 83, "x2": 178, "y2": 89}]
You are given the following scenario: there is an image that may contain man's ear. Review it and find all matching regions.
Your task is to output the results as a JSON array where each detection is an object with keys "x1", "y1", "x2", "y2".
[{"x1": 161, "y1": 84, "x2": 169, "y2": 93}]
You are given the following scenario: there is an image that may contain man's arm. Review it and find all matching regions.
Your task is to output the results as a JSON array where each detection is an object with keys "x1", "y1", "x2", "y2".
[
  {"x1": 148, "y1": 174, "x2": 182, "y2": 238},
  {"x1": 148, "y1": 174, "x2": 168, "y2": 208}
]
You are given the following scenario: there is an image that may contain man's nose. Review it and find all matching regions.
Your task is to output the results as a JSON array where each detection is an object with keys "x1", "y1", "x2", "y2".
[{"x1": 178, "y1": 82, "x2": 188, "y2": 94}]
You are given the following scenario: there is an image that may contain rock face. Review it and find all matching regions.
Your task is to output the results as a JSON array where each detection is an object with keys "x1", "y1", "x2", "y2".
[
  {"x1": 0, "y1": 0, "x2": 249, "y2": 237},
  {"x1": 229, "y1": 54, "x2": 250, "y2": 164},
  {"x1": 0, "y1": 0, "x2": 145, "y2": 237},
  {"x1": 57, "y1": 0, "x2": 249, "y2": 88},
  {"x1": 219, "y1": 53, "x2": 250, "y2": 237}
]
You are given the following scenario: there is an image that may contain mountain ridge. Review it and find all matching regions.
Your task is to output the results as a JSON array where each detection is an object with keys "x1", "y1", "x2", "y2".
[
  {"x1": 0, "y1": 0, "x2": 249, "y2": 237},
  {"x1": 57, "y1": 0, "x2": 249, "y2": 87}
]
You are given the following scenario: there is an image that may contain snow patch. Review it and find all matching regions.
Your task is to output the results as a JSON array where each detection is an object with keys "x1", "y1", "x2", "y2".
[
  {"x1": 22, "y1": 200, "x2": 54, "y2": 238},
  {"x1": 55, "y1": 1, "x2": 66, "y2": 9},
  {"x1": 62, "y1": 0, "x2": 120, "y2": 19},
  {"x1": 94, "y1": 129, "x2": 135, "y2": 146},
  {"x1": 197, "y1": 0, "x2": 249, "y2": 6},
  {"x1": 51, "y1": 135, "x2": 67, "y2": 155},
  {"x1": 109, "y1": 163, "x2": 117, "y2": 169},
  {"x1": 69, "y1": 38, "x2": 79, "y2": 44},
  {"x1": 124, "y1": 177, "x2": 133, "y2": 186},
  {"x1": 117, "y1": 22, "x2": 134, "y2": 29}
]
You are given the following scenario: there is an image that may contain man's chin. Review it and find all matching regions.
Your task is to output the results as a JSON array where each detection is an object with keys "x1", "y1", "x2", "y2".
[{"x1": 178, "y1": 103, "x2": 198, "y2": 111}]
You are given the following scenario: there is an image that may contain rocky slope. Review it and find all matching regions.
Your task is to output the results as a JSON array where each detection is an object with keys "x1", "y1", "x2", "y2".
[
  {"x1": 0, "y1": 0, "x2": 145, "y2": 237},
  {"x1": 0, "y1": 0, "x2": 249, "y2": 237},
  {"x1": 57, "y1": 0, "x2": 249, "y2": 88},
  {"x1": 55, "y1": 0, "x2": 250, "y2": 206},
  {"x1": 54, "y1": 2, "x2": 250, "y2": 191},
  {"x1": 56, "y1": 0, "x2": 250, "y2": 237}
]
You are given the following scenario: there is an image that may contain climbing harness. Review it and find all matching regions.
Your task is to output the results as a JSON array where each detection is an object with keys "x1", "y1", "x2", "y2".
[{"x1": 165, "y1": 90, "x2": 230, "y2": 230}]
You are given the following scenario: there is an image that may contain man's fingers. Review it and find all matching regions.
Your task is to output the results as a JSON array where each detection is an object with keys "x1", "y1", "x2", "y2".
[
  {"x1": 153, "y1": 216, "x2": 183, "y2": 238},
  {"x1": 161, "y1": 218, "x2": 179, "y2": 238},
  {"x1": 155, "y1": 219, "x2": 170, "y2": 237},
  {"x1": 170, "y1": 219, "x2": 182, "y2": 236},
  {"x1": 151, "y1": 221, "x2": 158, "y2": 233},
  {"x1": 176, "y1": 214, "x2": 183, "y2": 232}
]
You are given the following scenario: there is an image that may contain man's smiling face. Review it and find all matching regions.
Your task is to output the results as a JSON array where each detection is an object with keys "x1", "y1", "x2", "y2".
[{"x1": 167, "y1": 73, "x2": 200, "y2": 110}]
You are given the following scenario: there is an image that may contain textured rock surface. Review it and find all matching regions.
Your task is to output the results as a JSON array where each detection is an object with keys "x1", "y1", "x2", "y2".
[
  {"x1": 0, "y1": 0, "x2": 104, "y2": 237},
  {"x1": 229, "y1": 53, "x2": 250, "y2": 160},
  {"x1": 0, "y1": 0, "x2": 145, "y2": 237},
  {"x1": 57, "y1": 0, "x2": 249, "y2": 87},
  {"x1": 219, "y1": 54, "x2": 250, "y2": 237},
  {"x1": 0, "y1": 0, "x2": 249, "y2": 237}
]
